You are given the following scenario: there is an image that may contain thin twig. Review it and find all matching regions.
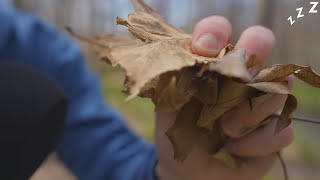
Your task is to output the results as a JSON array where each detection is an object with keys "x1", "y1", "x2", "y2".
[
  {"x1": 277, "y1": 152, "x2": 289, "y2": 180},
  {"x1": 65, "y1": 27, "x2": 110, "y2": 49},
  {"x1": 292, "y1": 115, "x2": 320, "y2": 124}
]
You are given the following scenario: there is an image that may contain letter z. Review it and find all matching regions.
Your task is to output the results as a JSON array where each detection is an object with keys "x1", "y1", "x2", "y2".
[{"x1": 309, "y1": 2, "x2": 319, "y2": 13}]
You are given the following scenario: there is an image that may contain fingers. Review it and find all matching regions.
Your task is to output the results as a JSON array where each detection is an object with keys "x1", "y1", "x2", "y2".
[
  {"x1": 192, "y1": 16, "x2": 232, "y2": 57},
  {"x1": 221, "y1": 94, "x2": 288, "y2": 138},
  {"x1": 207, "y1": 153, "x2": 277, "y2": 180},
  {"x1": 236, "y1": 153, "x2": 277, "y2": 180},
  {"x1": 221, "y1": 74, "x2": 294, "y2": 138},
  {"x1": 235, "y1": 26, "x2": 276, "y2": 76},
  {"x1": 226, "y1": 118, "x2": 294, "y2": 157}
]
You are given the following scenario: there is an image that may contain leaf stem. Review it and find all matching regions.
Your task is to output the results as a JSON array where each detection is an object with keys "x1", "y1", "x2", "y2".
[{"x1": 277, "y1": 152, "x2": 289, "y2": 180}]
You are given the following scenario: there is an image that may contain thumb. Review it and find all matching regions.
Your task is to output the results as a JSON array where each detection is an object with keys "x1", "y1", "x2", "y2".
[{"x1": 192, "y1": 16, "x2": 232, "y2": 57}]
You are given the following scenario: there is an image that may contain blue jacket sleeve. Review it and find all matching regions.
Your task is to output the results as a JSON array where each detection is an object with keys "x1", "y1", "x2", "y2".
[{"x1": 0, "y1": 4, "x2": 157, "y2": 180}]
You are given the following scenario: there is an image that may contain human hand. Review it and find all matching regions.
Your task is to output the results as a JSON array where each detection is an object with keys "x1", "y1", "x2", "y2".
[{"x1": 155, "y1": 16, "x2": 294, "y2": 180}]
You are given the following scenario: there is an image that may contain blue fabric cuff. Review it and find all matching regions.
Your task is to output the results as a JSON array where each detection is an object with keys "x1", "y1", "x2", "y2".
[{"x1": 147, "y1": 145, "x2": 159, "y2": 180}]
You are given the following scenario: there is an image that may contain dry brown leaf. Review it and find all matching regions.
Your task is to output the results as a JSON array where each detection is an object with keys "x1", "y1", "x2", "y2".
[
  {"x1": 151, "y1": 72, "x2": 175, "y2": 102},
  {"x1": 69, "y1": 13, "x2": 218, "y2": 100},
  {"x1": 69, "y1": 22, "x2": 240, "y2": 101},
  {"x1": 116, "y1": 13, "x2": 189, "y2": 42},
  {"x1": 131, "y1": 0, "x2": 155, "y2": 14},
  {"x1": 253, "y1": 64, "x2": 320, "y2": 88},
  {"x1": 109, "y1": 39, "x2": 200, "y2": 99},
  {"x1": 199, "y1": 121, "x2": 228, "y2": 154},
  {"x1": 130, "y1": 0, "x2": 186, "y2": 34},
  {"x1": 217, "y1": 44, "x2": 234, "y2": 59},
  {"x1": 249, "y1": 94, "x2": 273, "y2": 111},
  {"x1": 196, "y1": 45, "x2": 234, "y2": 78},
  {"x1": 275, "y1": 94, "x2": 298, "y2": 134},
  {"x1": 247, "y1": 81, "x2": 294, "y2": 133},
  {"x1": 197, "y1": 79, "x2": 253, "y2": 130},
  {"x1": 109, "y1": 13, "x2": 222, "y2": 98},
  {"x1": 154, "y1": 74, "x2": 194, "y2": 113},
  {"x1": 176, "y1": 68, "x2": 198, "y2": 94},
  {"x1": 246, "y1": 54, "x2": 261, "y2": 68},
  {"x1": 216, "y1": 79, "x2": 254, "y2": 104},
  {"x1": 69, "y1": 0, "x2": 320, "y2": 167},
  {"x1": 194, "y1": 75, "x2": 218, "y2": 105},
  {"x1": 133, "y1": 77, "x2": 158, "y2": 98},
  {"x1": 131, "y1": 0, "x2": 160, "y2": 16},
  {"x1": 94, "y1": 34, "x2": 141, "y2": 48},
  {"x1": 197, "y1": 80, "x2": 292, "y2": 131},
  {"x1": 247, "y1": 81, "x2": 290, "y2": 94},
  {"x1": 209, "y1": 49, "x2": 252, "y2": 82},
  {"x1": 166, "y1": 99, "x2": 227, "y2": 161},
  {"x1": 166, "y1": 98, "x2": 205, "y2": 161}
]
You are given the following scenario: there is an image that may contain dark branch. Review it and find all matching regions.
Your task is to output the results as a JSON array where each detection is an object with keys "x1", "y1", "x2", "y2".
[
  {"x1": 277, "y1": 152, "x2": 289, "y2": 180},
  {"x1": 292, "y1": 115, "x2": 320, "y2": 124}
]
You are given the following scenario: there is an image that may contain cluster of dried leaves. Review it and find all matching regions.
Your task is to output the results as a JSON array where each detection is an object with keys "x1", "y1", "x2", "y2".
[{"x1": 69, "y1": 0, "x2": 320, "y2": 168}]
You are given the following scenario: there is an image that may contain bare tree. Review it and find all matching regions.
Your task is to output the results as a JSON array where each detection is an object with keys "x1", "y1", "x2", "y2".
[
  {"x1": 13, "y1": 0, "x2": 24, "y2": 7},
  {"x1": 155, "y1": 0, "x2": 168, "y2": 17},
  {"x1": 13, "y1": 0, "x2": 34, "y2": 10},
  {"x1": 256, "y1": 0, "x2": 276, "y2": 28}
]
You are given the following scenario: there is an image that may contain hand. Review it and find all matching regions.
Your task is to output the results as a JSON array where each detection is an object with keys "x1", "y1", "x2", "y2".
[{"x1": 155, "y1": 16, "x2": 294, "y2": 180}]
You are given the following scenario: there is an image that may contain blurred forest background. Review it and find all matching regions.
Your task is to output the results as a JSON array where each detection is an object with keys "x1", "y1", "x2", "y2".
[{"x1": 3, "y1": 0, "x2": 320, "y2": 179}]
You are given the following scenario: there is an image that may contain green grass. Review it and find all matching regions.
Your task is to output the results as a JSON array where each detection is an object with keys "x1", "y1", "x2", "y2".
[
  {"x1": 262, "y1": 174, "x2": 274, "y2": 180},
  {"x1": 99, "y1": 65, "x2": 155, "y2": 141},
  {"x1": 292, "y1": 79, "x2": 320, "y2": 111},
  {"x1": 293, "y1": 125, "x2": 319, "y2": 164}
]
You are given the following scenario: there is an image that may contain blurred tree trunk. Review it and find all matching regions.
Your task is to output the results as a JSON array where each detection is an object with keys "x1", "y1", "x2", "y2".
[
  {"x1": 229, "y1": 1, "x2": 242, "y2": 42},
  {"x1": 203, "y1": 0, "x2": 214, "y2": 16},
  {"x1": 155, "y1": 0, "x2": 168, "y2": 17},
  {"x1": 13, "y1": 0, "x2": 31, "y2": 9},
  {"x1": 13, "y1": 0, "x2": 24, "y2": 7},
  {"x1": 256, "y1": 0, "x2": 275, "y2": 28},
  {"x1": 90, "y1": 1, "x2": 99, "y2": 35}
]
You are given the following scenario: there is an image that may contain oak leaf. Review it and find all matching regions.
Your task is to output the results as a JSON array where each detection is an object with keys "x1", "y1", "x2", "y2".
[{"x1": 275, "y1": 94, "x2": 298, "y2": 134}]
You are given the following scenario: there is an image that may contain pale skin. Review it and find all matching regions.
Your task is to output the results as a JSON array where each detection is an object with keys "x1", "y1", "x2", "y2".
[{"x1": 155, "y1": 16, "x2": 294, "y2": 180}]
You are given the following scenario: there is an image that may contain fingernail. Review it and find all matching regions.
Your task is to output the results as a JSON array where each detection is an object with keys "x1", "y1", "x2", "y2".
[{"x1": 195, "y1": 33, "x2": 219, "y2": 51}]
